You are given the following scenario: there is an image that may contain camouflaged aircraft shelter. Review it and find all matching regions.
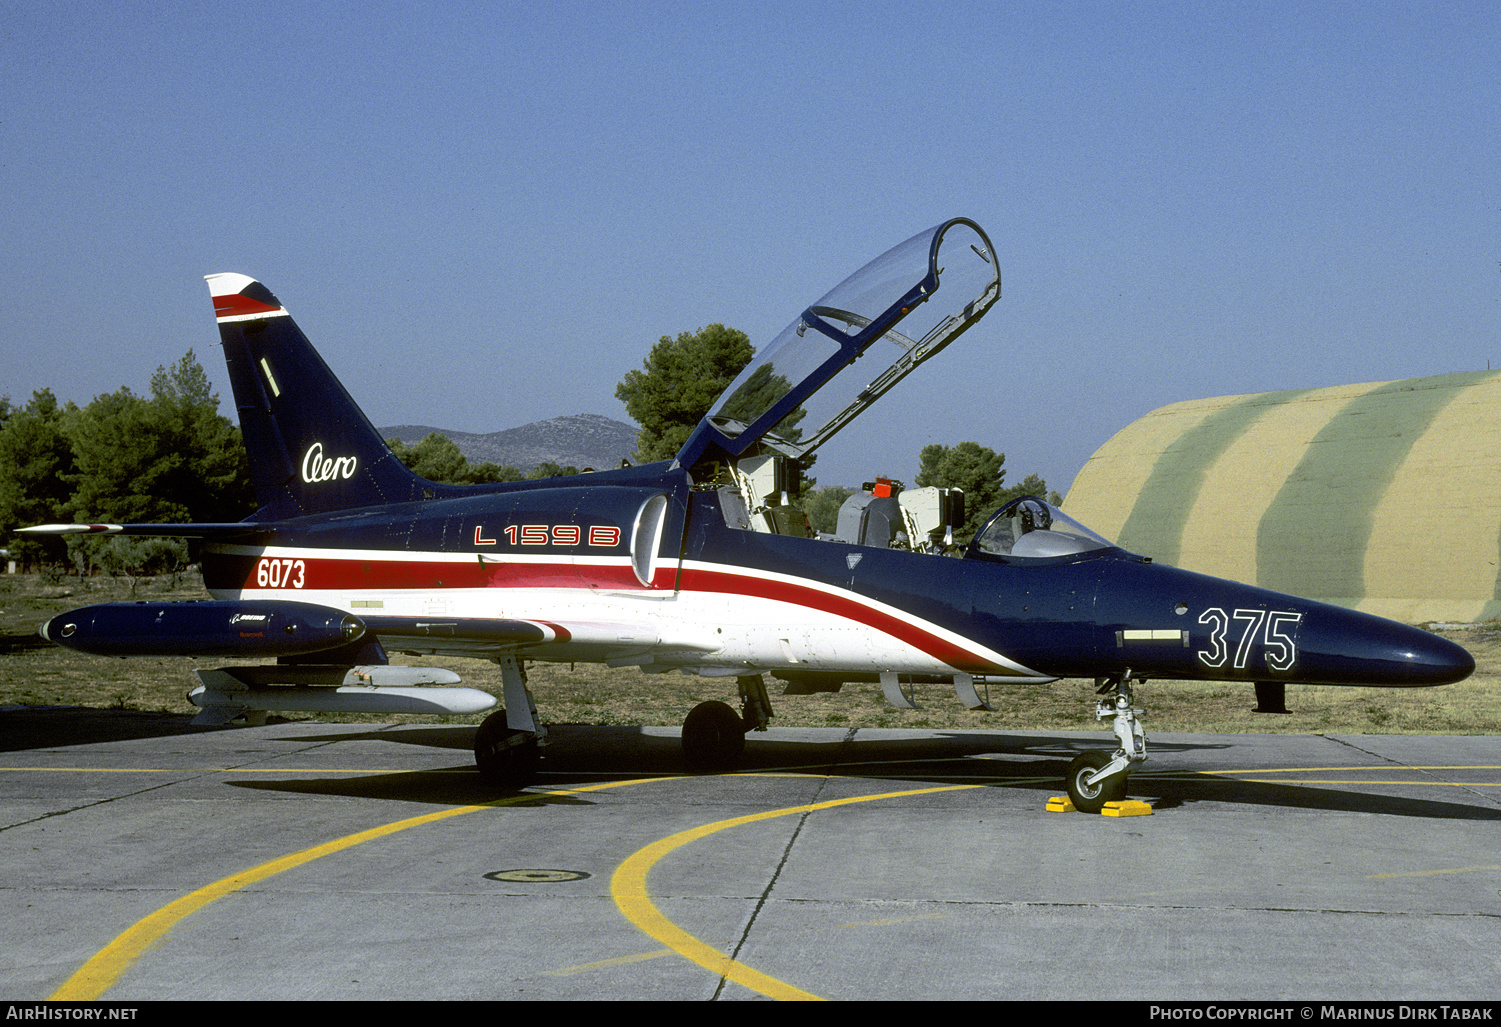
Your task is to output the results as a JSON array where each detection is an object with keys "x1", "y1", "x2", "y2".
[{"x1": 1063, "y1": 370, "x2": 1501, "y2": 625}]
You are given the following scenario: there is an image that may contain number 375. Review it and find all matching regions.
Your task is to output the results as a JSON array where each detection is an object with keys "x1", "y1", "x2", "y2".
[{"x1": 1197, "y1": 607, "x2": 1302, "y2": 672}]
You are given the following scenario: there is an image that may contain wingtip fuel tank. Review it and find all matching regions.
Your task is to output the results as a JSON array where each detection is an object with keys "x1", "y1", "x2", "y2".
[{"x1": 39, "y1": 600, "x2": 365, "y2": 659}]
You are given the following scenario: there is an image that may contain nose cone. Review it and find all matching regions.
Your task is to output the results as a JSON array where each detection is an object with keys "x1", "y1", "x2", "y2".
[
  {"x1": 1299, "y1": 609, "x2": 1474, "y2": 687},
  {"x1": 38, "y1": 612, "x2": 84, "y2": 649}
]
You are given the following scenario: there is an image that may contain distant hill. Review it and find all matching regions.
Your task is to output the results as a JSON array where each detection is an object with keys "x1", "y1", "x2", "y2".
[{"x1": 380, "y1": 413, "x2": 639, "y2": 473}]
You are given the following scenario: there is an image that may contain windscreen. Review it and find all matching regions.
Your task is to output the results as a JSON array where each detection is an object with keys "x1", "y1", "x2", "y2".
[{"x1": 970, "y1": 497, "x2": 1115, "y2": 560}]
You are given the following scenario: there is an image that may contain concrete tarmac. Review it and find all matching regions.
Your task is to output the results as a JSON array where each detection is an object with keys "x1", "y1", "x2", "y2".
[{"x1": 1, "y1": 706, "x2": 1498, "y2": 1002}]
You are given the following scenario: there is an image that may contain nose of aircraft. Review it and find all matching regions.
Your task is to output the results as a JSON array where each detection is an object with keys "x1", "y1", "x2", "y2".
[{"x1": 1298, "y1": 608, "x2": 1474, "y2": 686}]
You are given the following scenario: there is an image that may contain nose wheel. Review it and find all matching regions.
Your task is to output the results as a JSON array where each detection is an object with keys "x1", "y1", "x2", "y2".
[
  {"x1": 1066, "y1": 749, "x2": 1128, "y2": 813},
  {"x1": 1065, "y1": 672, "x2": 1148, "y2": 813}
]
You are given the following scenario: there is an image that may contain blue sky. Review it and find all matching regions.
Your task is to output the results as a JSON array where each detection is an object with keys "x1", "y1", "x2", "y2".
[{"x1": 3, "y1": 0, "x2": 1497, "y2": 497}]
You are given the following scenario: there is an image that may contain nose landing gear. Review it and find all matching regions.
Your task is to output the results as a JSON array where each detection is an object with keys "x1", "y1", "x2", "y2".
[{"x1": 1065, "y1": 672, "x2": 1147, "y2": 814}]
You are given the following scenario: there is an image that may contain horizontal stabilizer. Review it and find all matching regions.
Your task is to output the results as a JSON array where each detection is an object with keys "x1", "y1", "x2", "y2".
[{"x1": 18, "y1": 522, "x2": 273, "y2": 540}]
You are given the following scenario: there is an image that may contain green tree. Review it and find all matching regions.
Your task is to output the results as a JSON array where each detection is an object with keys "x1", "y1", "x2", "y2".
[
  {"x1": 615, "y1": 324, "x2": 754, "y2": 462},
  {"x1": 88, "y1": 535, "x2": 191, "y2": 594},
  {"x1": 914, "y1": 441, "x2": 1008, "y2": 543},
  {"x1": 66, "y1": 386, "x2": 156, "y2": 523},
  {"x1": 0, "y1": 389, "x2": 77, "y2": 566},
  {"x1": 389, "y1": 433, "x2": 469, "y2": 483},
  {"x1": 147, "y1": 350, "x2": 252, "y2": 521},
  {"x1": 716, "y1": 361, "x2": 806, "y2": 444},
  {"x1": 996, "y1": 473, "x2": 1061, "y2": 510},
  {"x1": 915, "y1": 443, "x2": 1056, "y2": 543},
  {"x1": 471, "y1": 460, "x2": 526, "y2": 483},
  {"x1": 526, "y1": 460, "x2": 581, "y2": 479},
  {"x1": 68, "y1": 351, "x2": 250, "y2": 527},
  {"x1": 62, "y1": 351, "x2": 251, "y2": 574}
]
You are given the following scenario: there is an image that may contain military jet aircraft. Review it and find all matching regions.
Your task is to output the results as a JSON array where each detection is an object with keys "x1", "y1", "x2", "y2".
[{"x1": 21, "y1": 218, "x2": 1473, "y2": 812}]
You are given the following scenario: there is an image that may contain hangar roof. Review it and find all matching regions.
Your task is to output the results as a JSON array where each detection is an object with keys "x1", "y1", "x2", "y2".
[{"x1": 1064, "y1": 370, "x2": 1501, "y2": 623}]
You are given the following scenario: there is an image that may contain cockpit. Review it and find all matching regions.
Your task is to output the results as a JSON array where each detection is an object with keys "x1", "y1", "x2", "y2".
[{"x1": 967, "y1": 496, "x2": 1115, "y2": 561}]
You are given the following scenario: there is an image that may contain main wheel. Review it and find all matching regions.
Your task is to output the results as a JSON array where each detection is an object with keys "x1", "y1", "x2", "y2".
[
  {"x1": 474, "y1": 709, "x2": 540, "y2": 787},
  {"x1": 682, "y1": 700, "x2": 746, "y2": 771},
  {"x1": 1066, "y1": 750, "x2": 1127, "y2": 814}
]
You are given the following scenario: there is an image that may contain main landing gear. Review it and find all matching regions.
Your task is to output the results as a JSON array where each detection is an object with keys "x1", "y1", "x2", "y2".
[
  {"x1": 682, "y1": 674, "x2": 772, "y2": 771},
  {"x1": 474, "y1": 656, "x2": 546, "y2": 786},
  {"x1": 475, "y1": 708, "x2": 541, "y2": 785},
  {"x1": 1065, "y1": 672, "x2": 1147, "y2": 814}
]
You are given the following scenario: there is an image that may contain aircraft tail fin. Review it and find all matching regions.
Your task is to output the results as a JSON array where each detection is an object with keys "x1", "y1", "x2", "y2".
[{"x1": 207, "y1": 273, "x2": 427, "y2": 517}]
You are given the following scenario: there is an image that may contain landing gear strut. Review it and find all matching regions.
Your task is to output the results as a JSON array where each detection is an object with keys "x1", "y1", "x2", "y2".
[
  {"x1": 1065, "y1": 671, "x2": 1148, "y2": 813},
  {"x1": 681, "y1": 674, "x2": 773, "y2": 771}
]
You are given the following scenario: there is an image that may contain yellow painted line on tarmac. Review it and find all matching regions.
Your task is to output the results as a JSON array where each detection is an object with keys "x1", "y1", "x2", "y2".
[
  {"x1": 1194, "y1": 765, "x2": 1501, "y2": 787},
  {"x1": 840, "y1": 913, "x2": 951, "y2": 927},
  {"x1": 544, "y1": 947, "x2": 676, "y2": 976},
  {"x1": 49, "y1": 776, "x2": 681, "y2": 1001},
  {"x1": 610, "y1": 781, "x2": 981, "y2": 1002},
  {"x1": 545, "y1": 907, "x2": 955, "y2": 979},
  {"x1": 1368, "y1": 865, "x2": 1501, "y2": 879}
]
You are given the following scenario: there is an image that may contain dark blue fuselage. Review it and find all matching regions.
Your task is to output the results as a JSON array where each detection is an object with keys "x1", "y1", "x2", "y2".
[{"x1": 675, "y1": 483, "x2": 1472, "y2": 687}]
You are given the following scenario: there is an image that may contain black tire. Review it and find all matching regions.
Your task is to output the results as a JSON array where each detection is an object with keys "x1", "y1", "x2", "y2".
[
  {"x1": 474, "y1": 709, "x2": 539, "y2": 787},
  {"x1": 1066, "y1": 750, "x2": 1127, "y2": 814},
  {"x1": 682, "y1": 700, "x2": 746, "y2": 771}
]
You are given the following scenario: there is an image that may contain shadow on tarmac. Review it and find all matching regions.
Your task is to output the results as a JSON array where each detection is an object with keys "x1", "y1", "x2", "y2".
[
  {"x1": 237, "y1": 721, "x2": 1501, "y2": 822},
  {"x1": 5, "y1": 706, "x2": 1496, "y2": 821},
  {"x1": 0, "y1": 704, "x2": 212, "y2": 750}
]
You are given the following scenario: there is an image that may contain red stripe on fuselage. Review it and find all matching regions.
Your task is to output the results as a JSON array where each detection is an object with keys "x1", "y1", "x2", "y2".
[{"x1": 203, "y1": 552, "x2": 653, "y2": 593}]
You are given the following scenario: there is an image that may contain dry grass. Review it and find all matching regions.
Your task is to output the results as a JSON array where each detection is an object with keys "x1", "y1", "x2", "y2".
[{"x1": 3, "y1": 572, "x2": 1498, "y2": 735}]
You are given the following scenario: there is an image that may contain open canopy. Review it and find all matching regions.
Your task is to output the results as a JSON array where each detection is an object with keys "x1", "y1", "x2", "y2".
[{"x1": 674, "y1": 218, "x2": 1001, "y2": 470}]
